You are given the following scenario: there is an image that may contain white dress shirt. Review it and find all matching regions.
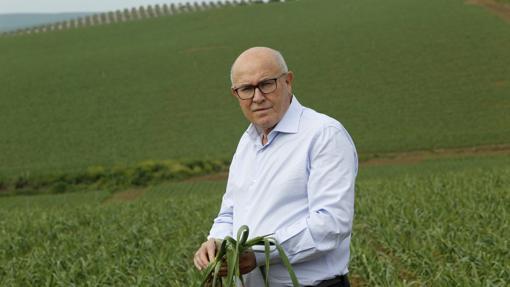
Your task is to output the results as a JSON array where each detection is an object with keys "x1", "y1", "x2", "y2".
[{"x1": 209, "y1": 96, "x2": 358, "y2": 286}]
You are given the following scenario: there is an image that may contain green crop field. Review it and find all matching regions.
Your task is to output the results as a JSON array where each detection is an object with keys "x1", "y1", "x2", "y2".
[
  {"x1": 1, "y1": 0, "x2": 509, "y2": 285},
  {"x1": 1, "y1": 156, "x2": 508, "y2": 286},
  {"x1": 1, "y1": 0, "x2": 510, "y2": 179}
]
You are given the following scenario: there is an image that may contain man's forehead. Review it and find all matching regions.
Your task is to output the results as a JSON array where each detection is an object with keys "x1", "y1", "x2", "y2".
[
  {"x1": 234, "y1": 70, "x2": 278, "y2": 85},
  {"x1": 232, "y1": 58, "x2": 280, "y2": 84}
]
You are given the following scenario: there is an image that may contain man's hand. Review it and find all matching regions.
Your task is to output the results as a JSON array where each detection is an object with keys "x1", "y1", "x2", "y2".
[
  {"x1": 194, "y1": 238, "x2": 217, "y2": 270},
  {"x1": 217, "y1": 250, "x2": 257, "y2": 276},
  {"x1": 238, "y1": 250, "x2": 258, "y2": 274},
  {"x1": 194, "y1": 239, "x2": 257, "y2": 275}
]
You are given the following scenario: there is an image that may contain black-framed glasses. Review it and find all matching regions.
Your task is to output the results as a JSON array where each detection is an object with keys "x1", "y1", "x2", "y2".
[{"x1": 232, "y1": 73, "x2": 287, "y2": 100}]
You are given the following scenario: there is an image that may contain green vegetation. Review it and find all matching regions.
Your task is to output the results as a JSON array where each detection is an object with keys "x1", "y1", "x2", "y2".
[
  {"x1": 0, "y1": 181, "x2": 223, "y2": 286},
  {"x1": 0, "y1": 159, "x2": 229, "y2": 197},
  {"x1": 1, "y1": 156, "x2": 508, "y2": 286},
  {"x1": 351, "y1": 166, "x2": 510, "y2": 285},
  {"x1": 0, "y1": 0, "x2": 508, "y2": 285},
  {"x1": 1, "y1": 0, "x2": 510, "y2": 179},
  {"x1": 200, "y1": 225, "x2": 299, "y2": 287}
]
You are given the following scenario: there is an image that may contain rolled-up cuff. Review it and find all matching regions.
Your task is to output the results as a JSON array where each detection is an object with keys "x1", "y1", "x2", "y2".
[{"x1": 208, "y1": 224, "x2": 232, "y2": 240}]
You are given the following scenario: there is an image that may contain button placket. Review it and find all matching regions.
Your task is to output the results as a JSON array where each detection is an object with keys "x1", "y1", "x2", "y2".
[{"x1": 250, "y1": 147, "x2": 264, "y2": 187}]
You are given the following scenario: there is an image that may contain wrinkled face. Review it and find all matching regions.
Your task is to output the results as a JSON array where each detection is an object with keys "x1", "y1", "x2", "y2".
[{"x1": 231, "y1": 54, "x2": 294, "y2": 132}]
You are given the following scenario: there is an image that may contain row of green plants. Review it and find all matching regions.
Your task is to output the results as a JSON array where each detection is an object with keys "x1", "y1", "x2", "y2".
[
  {"x1": 2, "y1": 0, "x2": 509, "y2": 179},
  {"x1": 0, "y1": 148, "x2": 423, "y2": 196},
  {"x1": 1, "y1": 161, "x2": 508, "y2": 285},
  {"x1": 0, "y1": 159, "x2": 230, "y2": 196}
]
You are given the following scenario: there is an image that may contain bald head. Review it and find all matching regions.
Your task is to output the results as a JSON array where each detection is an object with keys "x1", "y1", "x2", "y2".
[{"x1": 230, "y1": 47, "x2": 288, "y2": 85}]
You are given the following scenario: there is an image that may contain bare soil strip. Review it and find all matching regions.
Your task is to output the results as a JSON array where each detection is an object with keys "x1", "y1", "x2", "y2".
[
  {"x1": 466, "y1": 0, "x2": 510, "y2": 22},
  {"x1": 103, "y1": 188, "x2": 146, "y2": 203},
  {"x1": 362, "y1": 144, "x2": 510, "y2": 166}
]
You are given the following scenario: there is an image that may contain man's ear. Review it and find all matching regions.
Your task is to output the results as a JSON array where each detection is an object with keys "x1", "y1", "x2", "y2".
[
  {"x1": 285, "y1": 71, "x2": 294, "y2": 84},
  {"x1": 285, "y1": 71, "x2": 294, "y2": 93}
]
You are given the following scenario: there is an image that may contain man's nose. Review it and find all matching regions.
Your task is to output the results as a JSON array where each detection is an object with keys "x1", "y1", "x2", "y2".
[{"x1": 252, "y1": 87, "x2": 265, "y2": 103}]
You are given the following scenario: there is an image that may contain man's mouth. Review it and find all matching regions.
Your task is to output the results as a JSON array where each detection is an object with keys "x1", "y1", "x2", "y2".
[{"x1": 253, "y1": 107, "x2": 271, "y2": 112}]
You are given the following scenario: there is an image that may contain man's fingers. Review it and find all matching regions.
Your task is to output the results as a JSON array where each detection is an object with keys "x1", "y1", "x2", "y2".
[
  {"x1": 193, "y1": 239, "x2": 222, "y2": 272},
  {"x1": 194, "y1": 242, "x2": 214, "y2": 270},
  {"x1": 198, "y1": 247, "x2": 210, "y2": 267},
  {"x1": 193, "y1": 255, "x2": 202, "y2": 270},
  {"x1": 206, "y1": 239, "x2": 216, "y2": 262},
  {"x1": 194, "y1": 251, "x2": 204, "y2": 270}
]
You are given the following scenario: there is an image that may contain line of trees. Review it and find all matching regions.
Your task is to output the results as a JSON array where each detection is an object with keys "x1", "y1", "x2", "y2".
[{"x1": 1, "y1": 0, "x2": 290, "y2": 37}]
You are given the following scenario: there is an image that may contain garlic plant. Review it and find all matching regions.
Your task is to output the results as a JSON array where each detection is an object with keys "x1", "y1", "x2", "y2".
[{"x1": 201, "y1": 225, "x2": 299, "y2": 287}]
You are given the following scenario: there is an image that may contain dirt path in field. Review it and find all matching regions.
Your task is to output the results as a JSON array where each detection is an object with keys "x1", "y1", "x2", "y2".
[
  {"x1": 466, "y1": 0, "x2": 510, "y2": 22},
  {"x1": 103, "y1": 188, "x2": 146, "y2": 203},
  {"x1": 362, "y1": 144, "x2": 510, "y2": 166},
  {"x1": 186, "y1": 144, "x2": 510, "y2": 182}
]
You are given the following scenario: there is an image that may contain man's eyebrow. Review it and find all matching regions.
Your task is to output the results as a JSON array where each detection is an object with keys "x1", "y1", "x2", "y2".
[
  {"x1": 234, "y1": 83, "x2": 252, "y2": 89},
  {"x1": 236, "y1": 77, "x2": 274, "y2": 88}
]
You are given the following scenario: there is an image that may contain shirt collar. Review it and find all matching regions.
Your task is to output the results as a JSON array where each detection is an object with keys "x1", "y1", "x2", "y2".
[{"x1": 246, "y1": 95, "x2": 303, "y2": 143}]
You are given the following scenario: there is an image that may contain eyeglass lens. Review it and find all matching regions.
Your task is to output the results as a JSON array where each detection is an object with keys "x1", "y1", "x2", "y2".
[{"x1": 237, "y1": 79, "x2": 277, "y2": 99}]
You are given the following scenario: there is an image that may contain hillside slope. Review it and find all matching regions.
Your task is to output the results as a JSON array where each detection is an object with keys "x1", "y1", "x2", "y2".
[{"x1": 1, "y1": 0, "x2": 509, "y2": 177}]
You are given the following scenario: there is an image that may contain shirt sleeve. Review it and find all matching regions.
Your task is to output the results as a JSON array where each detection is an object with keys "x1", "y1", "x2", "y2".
[
  {"x1": 208, "y1": 155, "x2": 236, "y2": 240},
  {"x1": 255, "y1": 125, "x2": 357, "y2": 265}
]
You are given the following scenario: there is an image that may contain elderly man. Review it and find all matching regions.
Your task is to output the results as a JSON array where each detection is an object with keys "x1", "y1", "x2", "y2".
[{"x1": 194, "y1": 47, "x2": 357, "y2": 287}]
